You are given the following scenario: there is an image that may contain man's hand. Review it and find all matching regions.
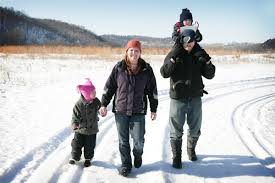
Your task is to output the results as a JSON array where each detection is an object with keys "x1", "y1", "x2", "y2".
[{"x1": 194, "y1": 50, "x2": 211, "y2": 64}]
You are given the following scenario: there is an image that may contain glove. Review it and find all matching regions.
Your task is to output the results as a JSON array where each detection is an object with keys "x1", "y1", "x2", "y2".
[
  {"x1": 194, "y1": 50, "x2": 211, "y2": 63},
  {"x1": 171, "y1": 44, "x2": 185, "y2": 58},
  {"x1": 72, "y1": 123, "x2": 79, "y2": 130}
]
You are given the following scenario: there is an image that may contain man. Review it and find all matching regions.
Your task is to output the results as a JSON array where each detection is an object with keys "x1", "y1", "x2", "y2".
[{"x1": 160, "y1": 29, "x2": 215, "y2": 169}]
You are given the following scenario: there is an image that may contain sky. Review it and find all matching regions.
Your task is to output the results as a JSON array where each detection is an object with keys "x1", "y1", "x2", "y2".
[{"x1": 1, "y1": 0, "x2": 275, "y2": 43}]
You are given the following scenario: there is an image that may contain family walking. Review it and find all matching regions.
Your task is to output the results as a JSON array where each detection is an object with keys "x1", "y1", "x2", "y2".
[{"x1": 68, "y1": 8, "x2": 215, "y2": 177}]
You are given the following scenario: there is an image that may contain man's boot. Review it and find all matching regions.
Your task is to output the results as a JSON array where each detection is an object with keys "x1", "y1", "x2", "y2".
[
  {"x1": 187, "y1": 136, "x2": 199, "y2": 161},
  {"x1": 170, "y1": 139, "x2": 182, "y2": 169}
]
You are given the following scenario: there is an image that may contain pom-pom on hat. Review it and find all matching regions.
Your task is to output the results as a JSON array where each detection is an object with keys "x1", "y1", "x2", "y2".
[
  {"x1": 125, "y1": 39, "x2": 141, "y2": 52},
  {"x1": 77, "y1": 78, "x2": 95, "y2": 102}
]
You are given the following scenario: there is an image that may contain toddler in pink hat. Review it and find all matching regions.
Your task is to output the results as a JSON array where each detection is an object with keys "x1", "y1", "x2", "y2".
[{"x1": 70, "y1": 77, "x2": 101, "y2": 167}]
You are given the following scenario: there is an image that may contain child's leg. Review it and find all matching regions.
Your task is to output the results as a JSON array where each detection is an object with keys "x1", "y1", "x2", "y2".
[
  {"x1": 71, "y1": 132, "x2": 85, "y2": 161},
  {"x1": 84, "y1": 134, "x2": 96, "y2": 160}
]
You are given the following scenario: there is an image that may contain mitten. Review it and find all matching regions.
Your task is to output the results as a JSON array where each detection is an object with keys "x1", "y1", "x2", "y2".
[{"x1": 194, "y1": 50, "x2": 211, "y2": 63}]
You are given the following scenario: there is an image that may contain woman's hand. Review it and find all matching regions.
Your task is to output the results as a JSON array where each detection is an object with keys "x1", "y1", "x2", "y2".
[{"x1": 151, "y1": 112, "x2": 157, "y2": 121}]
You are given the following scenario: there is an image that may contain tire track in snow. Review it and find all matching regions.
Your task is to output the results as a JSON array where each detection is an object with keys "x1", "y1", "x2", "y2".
[
  {"x1": 48, "y1": 114, "x2": 117, "y2": 183},
  {"x1": 232, "y1": 93, "x2": 275, "y2": 176},
  {"x1": 1, "y1": 113, "x2": 114, "y2": 183}
]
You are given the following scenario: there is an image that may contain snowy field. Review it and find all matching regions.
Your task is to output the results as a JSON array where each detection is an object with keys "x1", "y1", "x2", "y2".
[{"x1": 0, "y1": 53, "x2": 275, "y2": 183}]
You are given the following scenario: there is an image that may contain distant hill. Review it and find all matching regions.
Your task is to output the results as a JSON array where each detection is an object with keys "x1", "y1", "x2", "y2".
[
  {"x1": 262, "y1": 38, "x2": 275, "y2": 49},
  {"x1": 0, "y1": 7, "x2": 113, "y2": 46},
  {"x1": 101, "y1": 34, "x2": 173, "y2": 48}
]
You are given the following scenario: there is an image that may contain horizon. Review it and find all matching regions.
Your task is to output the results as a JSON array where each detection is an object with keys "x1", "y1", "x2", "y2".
[{"x1": 1, "y1": 0, "x2": 275, "y2": 44}]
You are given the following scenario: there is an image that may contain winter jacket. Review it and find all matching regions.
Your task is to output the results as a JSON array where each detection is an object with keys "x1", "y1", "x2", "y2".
[
  {"x1": 172, "y1": 22, "x2": 203, "y2": 43},
  {"x1": 101, "y1": 58, "x2": 158, "y2": 116},
  {"x1": 160, "y1": 43, "x2": 215, "y2": 99},
  {"x1": 71, "y1": 96, "x2": 101, "y2": 135}
]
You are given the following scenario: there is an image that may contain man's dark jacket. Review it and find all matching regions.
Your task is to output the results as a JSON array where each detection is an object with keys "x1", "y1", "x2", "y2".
[{"x1": 160, "y1": 43, "x2": 215, "y2": 99}]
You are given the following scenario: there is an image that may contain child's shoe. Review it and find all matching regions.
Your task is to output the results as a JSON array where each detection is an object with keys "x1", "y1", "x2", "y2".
[
  {"x1": 69, "y1": 159, "x2": 76, "y2": 165},
  {"x1": 84, "y1": 159, "x2": 91, "y2": 167}
]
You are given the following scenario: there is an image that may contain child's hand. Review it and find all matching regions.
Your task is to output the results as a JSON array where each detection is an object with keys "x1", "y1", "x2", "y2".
[
  {"x1": 194, "y1": 21, "x2": 199, "y2": 28},
  {"x1": 72, "y1": 123, "x2": 79, "y2": 130},
  {"x1": 99, "y1": 106, "x2": 107, "y2": 117}
]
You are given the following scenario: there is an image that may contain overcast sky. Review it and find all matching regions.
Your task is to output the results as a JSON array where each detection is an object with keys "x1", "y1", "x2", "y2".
[{"x1": 1, "y1": 0, "x2": 274, "y2": 43}]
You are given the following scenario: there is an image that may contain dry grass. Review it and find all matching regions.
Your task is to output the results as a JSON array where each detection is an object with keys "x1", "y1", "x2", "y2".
[{"x1": 0, "y1": 45, "x2": 274, "y2": 59}]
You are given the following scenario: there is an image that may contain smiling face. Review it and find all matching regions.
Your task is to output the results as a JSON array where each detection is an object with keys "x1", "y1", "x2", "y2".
[
  {"x1": 126, "y1": 47, "x2": 141, "y2": 64},
  {"x1": 183, "y1": 41, "x2": 195, "y2": 52},
  {"x1": 183, "y1": 19, "x2": 192, "y2": 26}
]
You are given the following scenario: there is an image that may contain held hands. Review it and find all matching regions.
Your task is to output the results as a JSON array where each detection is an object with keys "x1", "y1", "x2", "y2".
[
  {"x1": 99, "y1": 106, "x2": 156, "y2": 120},
  {"x1": 151, "y1": 112, "x2": 157, "y2": 121},
  {"x1": 99, "y1": 106, "x2": 107, "y2": 117}
]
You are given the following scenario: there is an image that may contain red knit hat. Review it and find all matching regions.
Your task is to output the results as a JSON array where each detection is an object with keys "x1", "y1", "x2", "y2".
[{"x1": 125, "y1": 39, "x2": 141, "y2": 52}]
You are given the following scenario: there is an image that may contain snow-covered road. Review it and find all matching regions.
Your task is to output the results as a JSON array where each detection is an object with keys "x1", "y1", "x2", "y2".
[{"x1": 0, "y1": 54, "x2": 275, "y2": 182}]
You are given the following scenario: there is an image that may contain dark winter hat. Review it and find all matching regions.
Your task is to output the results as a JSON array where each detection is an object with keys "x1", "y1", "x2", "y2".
[
  {"x1": 180, "y1": 8, "x2": 193, "y2": 22},
  {"x1": 180, "y1": 29, "x2": 196, "y2": 44}
]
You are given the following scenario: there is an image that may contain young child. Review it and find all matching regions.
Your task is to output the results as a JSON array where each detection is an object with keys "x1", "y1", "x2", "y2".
[
  {"x1": 171, "y1": 8, "x2": 208, "y2": 61},
  {"x1": 69, "y1": 78, "x2": 101, "y2": 167},
  {"x1": 172, "y1": 8, "x2": 202, "y2": 44}
]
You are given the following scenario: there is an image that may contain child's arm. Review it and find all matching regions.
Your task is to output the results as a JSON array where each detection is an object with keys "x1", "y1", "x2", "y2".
[
  {"x1": 71, "y1": 103, "x2": 81, "y2": 130},
  {"x1": 172, "y1": 22, "x2": 181, "y2": 43},
  {"x1": 195, "y1": 29, "x2": 203, "y2": 42}
]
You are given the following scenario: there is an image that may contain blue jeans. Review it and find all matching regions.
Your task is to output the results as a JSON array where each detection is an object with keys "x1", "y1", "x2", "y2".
[
  {"x1": 169, "y1": 97, "x2": 202, "y2": 141},
  {"x1": 115, "y1": 114, "x2": 145, "y2": 168}
]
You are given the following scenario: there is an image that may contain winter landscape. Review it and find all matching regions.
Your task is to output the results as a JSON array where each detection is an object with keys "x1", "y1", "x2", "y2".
[{"x1": 0, "y1": 53, "x2": 275, "y2": 183}]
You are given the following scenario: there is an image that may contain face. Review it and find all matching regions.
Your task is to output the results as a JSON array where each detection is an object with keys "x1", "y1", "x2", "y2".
[
  {"x1": 126, "y1": 47, "x2": 141, "y2": 64},
  {"x1": 90, "y1": 89, "x2": 96, "y2": 99},
  {"x1": 183, "y1": 19, "x2": 192, "y2": 26},
  {"x1": 183, "y1": 41, "x2": 195, "y2": 52}
]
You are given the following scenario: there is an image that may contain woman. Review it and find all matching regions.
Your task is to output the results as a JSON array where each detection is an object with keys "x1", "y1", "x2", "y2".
[{"x1": 99, "y1": 39, "x2": 158, "y2": 177}]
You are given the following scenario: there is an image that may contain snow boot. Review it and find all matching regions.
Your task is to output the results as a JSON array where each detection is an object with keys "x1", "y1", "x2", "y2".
[
  {"x1": 84, "y1": 159, "x2": 91, "y2": 167},
  {"x1": 118, "y1": 166, "x2": 132, "y2": 177},
  {"x1": 187, "y1": 136, "x2": 199, "y2": 161},
  {"x1": 134, "y1": 156, "x2": 142, "y2": 168},
  {"x1": 69, "y1": 159, "x2": 76, "y2": 165},
  {"x1": 170, "y1": 139, "x2": 182, "y2": 169}
]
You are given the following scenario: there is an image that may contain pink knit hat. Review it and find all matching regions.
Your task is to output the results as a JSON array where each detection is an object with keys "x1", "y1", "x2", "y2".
[{"x1": 77, "y1": 78, "x2": 95, "y2": 102}]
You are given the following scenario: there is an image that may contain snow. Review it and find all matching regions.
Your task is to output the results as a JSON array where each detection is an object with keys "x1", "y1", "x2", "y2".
[{"x1": 0, "y1": 53, "x2": 275, "y2": 183}]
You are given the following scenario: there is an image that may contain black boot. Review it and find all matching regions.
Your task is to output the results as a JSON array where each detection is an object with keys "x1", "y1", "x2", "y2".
[
  {"x1": 118, "y1": 166, "x2": 132, "y2": 177},
  {"x1": 170, "y1": 139, "x2": 182, "y2": 169},
  {"x1": 187, "y1": 136, "x2": 199, "y2": 161},
  {"x1": 134, "y1": 156, "x2": 142, "y2": 168},
  {"x1": 84, "y1": 159, "x2": 91, "y2": 167}
]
